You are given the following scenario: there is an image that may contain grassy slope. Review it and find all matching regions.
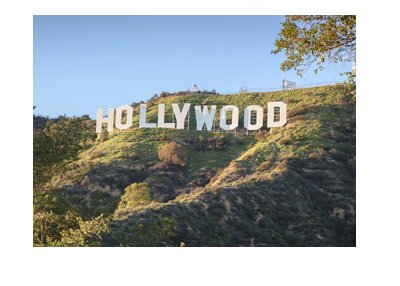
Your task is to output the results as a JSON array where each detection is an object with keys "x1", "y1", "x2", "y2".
[{"x1": 48, "y1": 85, "x2": 356, "y2": 246}]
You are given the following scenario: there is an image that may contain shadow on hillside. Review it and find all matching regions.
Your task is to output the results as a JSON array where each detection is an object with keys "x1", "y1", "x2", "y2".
[
  {"x1": 106, "y1": 153, "x2": 356, "y2": 247},
  {"x1": 50, "y1": 159, "x2": 148, "y2": 219}
]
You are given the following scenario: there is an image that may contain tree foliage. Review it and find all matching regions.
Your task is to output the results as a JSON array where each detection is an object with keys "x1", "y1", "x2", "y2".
[
  {"x1": 33, "y1": 211, "x2": 109, "y2": 247},
  {"x1": 33, "y1": 116, "x2": 95, "y2": 188},
  {"x1": 272, "y1": 15, "x2": 356, "y2": 77},
  {"x1": 57, "y1": 215, "x2": 109, "y2": 247},
  {"x1": 33, "y1": 211, "x2": 63, "y2": 246}
]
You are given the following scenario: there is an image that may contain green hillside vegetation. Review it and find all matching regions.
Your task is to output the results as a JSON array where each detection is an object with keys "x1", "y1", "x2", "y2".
[{"x1": 33, "y1": 85, "x2": 356, "y2": 246}]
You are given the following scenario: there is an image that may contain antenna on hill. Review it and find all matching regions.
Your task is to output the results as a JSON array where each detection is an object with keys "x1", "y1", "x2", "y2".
[
  {"x1": 282, "y1": 71, "x2": 296, "y2": 91},
  {"x1": 282, "y1": 79, "x2": 296, "y2": 90},
  {"x1": 239, "y1": 83, "x2": 248, "y2": 94}
]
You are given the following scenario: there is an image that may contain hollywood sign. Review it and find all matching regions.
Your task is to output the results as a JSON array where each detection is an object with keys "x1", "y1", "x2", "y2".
[{"x1": 96, "y1": 102, "x2": 286, "y2": 133}]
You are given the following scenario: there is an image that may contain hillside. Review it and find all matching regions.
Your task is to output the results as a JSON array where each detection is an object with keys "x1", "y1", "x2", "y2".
[{"x1": 34, "y1": 85, "x2": 356, "y2": 247}]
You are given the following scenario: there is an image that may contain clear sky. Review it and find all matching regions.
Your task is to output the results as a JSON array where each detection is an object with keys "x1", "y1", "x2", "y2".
[{"x1": 34, "y1": 16, "x2": 351, "y2": 118}]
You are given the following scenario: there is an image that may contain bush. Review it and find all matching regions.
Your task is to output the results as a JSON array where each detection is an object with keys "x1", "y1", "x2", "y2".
[
  {"x1": 254, "y1": 131, "x2": 267, "y2": 141},
  {"x1": 195, "y1": 133, "x2": 230, "y2": 151},
  {"x1": 103, "y1": 175, "x2": 115, "y2": 185},
  {"x1": 89, "y1": 148, "x2": 103, "y2": 159},
  {"x1": 111, "y1": 217, "x2": 176, "y2": 246},
  {"x1": 99, "y1": 129, "x2": 108, "y2": 143},
  {"x1": 129, "y1": 151, "x2": 138, "y2": 160},
  {"x1": 158, "y1": 142, "x2": 186, "y2": 166},
  {"x1": 118, "y1": 182, "x2": 152, "y2": 211}
]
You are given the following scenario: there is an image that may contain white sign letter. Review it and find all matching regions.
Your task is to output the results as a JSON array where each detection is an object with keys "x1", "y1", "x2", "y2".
[
  {"x1": 244, "y1": 105, "x2": 263, "y2": 131},
  {"x1": 115, "y1": 105, "x2": 133, "y2": 130},
  {"x1": 96, "y1": 108, "x2": 114, "y2": 133},
  {"x1": 195, "y1": 105, "x2": 216, "y2": 131},
  {"x1": 139, "y1": 104, "x2": 156, "y2": 128},
  {"x1": 220, "y1": 105, "x2": 239, "y2": 131},
  {"x1": 158, "y1": 104, "x2": 175, "y2": 128},
  {"x1": 267, "y1": 102, "x2": 287, "y2": 127},
  {"x1": 172, "y1": 103, "x2": 191, "y2": 129}
]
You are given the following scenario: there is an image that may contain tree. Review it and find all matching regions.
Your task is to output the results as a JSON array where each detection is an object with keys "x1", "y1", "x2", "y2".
[
  {"x1": 33, "y1": 116, "x2": 95, "y2": 188},
  {"x1": 57, "y1": 215, "x2": 109, "y2": 247},
  {"x1": 33, "y1": 211, "x2": 62, "y2": 246},
  {"x1": 272, "y1": 16, "x2": 356, "y2": 78}
]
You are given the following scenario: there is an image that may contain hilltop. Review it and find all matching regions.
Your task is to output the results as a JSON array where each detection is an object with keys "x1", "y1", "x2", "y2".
[{"x1": 33, "y1": 85, "x2": 356, "y2": 246}]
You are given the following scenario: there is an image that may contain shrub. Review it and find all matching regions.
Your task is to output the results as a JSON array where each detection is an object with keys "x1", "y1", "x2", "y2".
[
  {"x1": 99, "y1": 129, "x2": 108, "y2": 143},
  {"x1": 89, "y1": 148, "x2": 103, "y2": 159},
  {"x1": 158, "y1": 142, "x2": 186, "y2": 166},
  {"x1": 111, "y1": 217, "x2": 176, "y2": 246},
  {"x1": 195, "y1": 133, "x2": 230, "y2": 151},
  {"x1": 214, "y1": 133, "x2": 230, "y2": 150},
  {"x1": 118, "y1": 182, "x2": 152, "y2": 211},
  {"x1": 103, "y1": 175, "x2": 115, "y2": 185},
  {"x1": 254, "y1": 131, "x2": 267, "y2": 141},
  {"x1": 129, "y1": 151, "x2": 138, "y2": 160}
]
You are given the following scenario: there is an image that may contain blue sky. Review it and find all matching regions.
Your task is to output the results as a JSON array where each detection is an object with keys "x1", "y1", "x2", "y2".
[{"x1": 34, "y1": 16, "x2": 351, "y2": 118}]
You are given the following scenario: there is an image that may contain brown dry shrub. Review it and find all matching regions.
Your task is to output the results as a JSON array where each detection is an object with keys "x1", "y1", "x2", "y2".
[
  {"x1": 254, "y1": 131, "x2": 267, "y2": 141},
  {"x1": 89, "y1": 149, "x2": 103, "y2": 159},
  {"x1": 158, "y1": 142, "x2": 186, "y2": 166}
]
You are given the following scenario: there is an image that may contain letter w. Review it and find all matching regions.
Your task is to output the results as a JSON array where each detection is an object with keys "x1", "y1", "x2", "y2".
[{"x1": 194, "y1": 105, "x2": 216, "y2": 131}]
